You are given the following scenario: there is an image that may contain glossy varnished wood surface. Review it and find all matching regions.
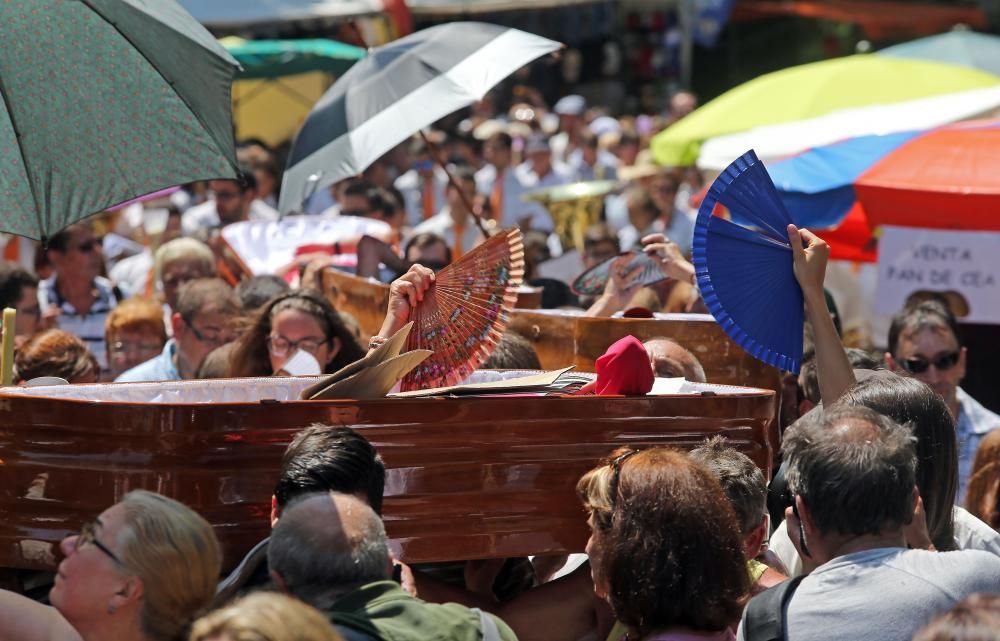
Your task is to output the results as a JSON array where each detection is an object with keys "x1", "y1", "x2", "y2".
[{"x1": 0, "y1": 389, "x2": 774, "y2": 571}]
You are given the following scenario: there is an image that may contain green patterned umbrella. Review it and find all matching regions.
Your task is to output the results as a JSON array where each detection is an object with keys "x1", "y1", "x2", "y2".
[{"x1": 0, "y1": 0, "x2": 240, "y2": 241}]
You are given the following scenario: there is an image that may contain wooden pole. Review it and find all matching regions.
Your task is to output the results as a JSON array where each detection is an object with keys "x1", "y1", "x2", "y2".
[{"x1": 419, "y1": 130, "x2": 492, "y2": 239}]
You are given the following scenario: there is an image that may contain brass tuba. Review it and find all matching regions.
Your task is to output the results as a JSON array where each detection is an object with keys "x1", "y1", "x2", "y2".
[{"x1": 522, "y1": 180, "x2": 618, "y2": 253}]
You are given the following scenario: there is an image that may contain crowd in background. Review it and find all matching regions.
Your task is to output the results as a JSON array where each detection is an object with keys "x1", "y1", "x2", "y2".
[{"x1": 0, "y1": 67, "x2": 999, "y2": 641}]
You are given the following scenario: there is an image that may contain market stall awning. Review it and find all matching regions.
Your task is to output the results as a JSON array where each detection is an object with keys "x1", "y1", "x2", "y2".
[
  {"x1": 733, "y1": 1, "x2": 987, "y2": 41},
  {"x1": 176, "y1": 0, "x2": 382, "y2": 29},
  {"x1": 221, "y1": 37, "x2": 366, "y2": 79}
]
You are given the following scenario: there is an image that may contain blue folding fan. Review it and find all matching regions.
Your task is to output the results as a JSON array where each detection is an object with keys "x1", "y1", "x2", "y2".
[{"x1": 692, "y1": 150, "x2": 804, "y2": 373}]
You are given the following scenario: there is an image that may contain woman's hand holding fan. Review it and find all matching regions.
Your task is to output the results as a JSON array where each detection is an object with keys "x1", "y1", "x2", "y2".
[
  {"x1": 379, "y1": 264, "x2": 436, "y2": 339},
  {"x1": 641, "y1": 233, "x2": 696, "y2": 284}
]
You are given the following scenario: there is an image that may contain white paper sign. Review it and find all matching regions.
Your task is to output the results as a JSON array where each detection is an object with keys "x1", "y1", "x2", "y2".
[{"x1": 876, "y1": 226, "x2": 1000, "y2": 324}]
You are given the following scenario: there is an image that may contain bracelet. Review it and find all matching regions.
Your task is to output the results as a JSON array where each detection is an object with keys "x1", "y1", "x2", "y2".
[{"x1": 368, "y1": 335, "x2": 389, "y2": 351}]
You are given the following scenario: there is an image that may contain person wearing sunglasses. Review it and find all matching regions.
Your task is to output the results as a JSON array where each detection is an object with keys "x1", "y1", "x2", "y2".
[
  {"x1": 886, "y1": 300, "x2": 1000, "y2": 499},
  {"x1": 38, "y1": 222, "x2": 119, "y2": 373},
  {"x1": 739, "y1": 405, "x2": 1000, "y2": 641},
  {"x1": 117, "y1": 278, "x2": 240, "y2": 382},
  {"x1": 0, "y1": 490, "x2": 220, "y2": 641}
]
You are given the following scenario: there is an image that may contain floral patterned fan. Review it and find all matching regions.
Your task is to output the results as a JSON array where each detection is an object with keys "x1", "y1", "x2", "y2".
[
  {"x1": 400, "y1": 228, "x2": 525, "y2": 392},
  {"x1": 571, "y1": 251, "x2": 669, "y2": 297}
]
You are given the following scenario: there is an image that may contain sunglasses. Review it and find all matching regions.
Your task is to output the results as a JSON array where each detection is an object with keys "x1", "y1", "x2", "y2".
[
  {"x1": 898, "y1": 351, "x2": 960, "y2": 375},
  {"x1": 75, "y1": 239, "x2": 98, "y2": 253}
]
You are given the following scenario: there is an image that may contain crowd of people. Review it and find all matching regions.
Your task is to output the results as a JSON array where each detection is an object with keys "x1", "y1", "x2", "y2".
[{"x1": 0, "y1": 71, "x2": 999, "y2": 641}]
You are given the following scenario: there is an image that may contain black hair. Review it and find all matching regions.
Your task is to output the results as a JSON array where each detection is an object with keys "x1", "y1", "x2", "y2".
[
  {"x1": 234, "y1": 275, "x2": 290, "y2": 312},
  {"x1": 0, "y1": 262, "x2": 38, "y2": 309},
  {"x1": 274, "y1": 425, "x2": 386, "y2": 515},
  {"x1": 343, "y1": 179, "x2": 377, "y2": 202},
  {"x1": 482, "y1": 330, "x2": 541, "y2": 370},
  {"x1": 888, "y1": 300, "x2": 962, "y2": 356}
]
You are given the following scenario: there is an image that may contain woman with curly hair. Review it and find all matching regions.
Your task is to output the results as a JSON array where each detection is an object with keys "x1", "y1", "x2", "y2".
[{"x1": 578, "y1": 447, "x2": 750, "y2": 641}]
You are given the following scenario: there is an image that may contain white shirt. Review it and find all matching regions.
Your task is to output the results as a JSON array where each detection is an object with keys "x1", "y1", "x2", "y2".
[
  {"x1": 109, "y1": 250, "x2": 154, "y2": 299},
  {"x1": 475, "y1": 164, "x2": 551, "y2": 231},
  {"x1": 770, "y1": 506, "x2": 1000, "y2": 577},
  {"x1": 395, "y1": 168, "x2": 449, "y2": 227},
  {"x1": 181, "y1": 198, "x2": 280, "y2": 236},
  {"x1": 411, "y1": 208, "x2": 483, "y2": 257}
]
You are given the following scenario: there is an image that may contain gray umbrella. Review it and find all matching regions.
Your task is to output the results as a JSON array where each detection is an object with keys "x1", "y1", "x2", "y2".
[
  {"x1": 279, "y1": 22, "x2": 561, "y2": 214},
  {"x1": 0, "y1": 0, "x2": 239, "y2": 241}
]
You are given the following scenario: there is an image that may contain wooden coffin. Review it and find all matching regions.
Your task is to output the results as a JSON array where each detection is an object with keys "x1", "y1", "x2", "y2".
[
  {"x1": 320, "y1": 269, "x2": 782, "y2": 395},
  {"x1": 0, "y1": 378, "x2": 774, "y2": 574}
]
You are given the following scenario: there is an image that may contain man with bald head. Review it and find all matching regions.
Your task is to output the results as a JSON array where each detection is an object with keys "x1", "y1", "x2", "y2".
[
  {"x1": 738, "y1": 405, "x2": 1000, "y2": 641},
  {"x1": 642, "y1": 337, "x2": 706, "y2": 382},
  {"x1": 268, "y1": 492, "x2": 518, "y2": 641}
]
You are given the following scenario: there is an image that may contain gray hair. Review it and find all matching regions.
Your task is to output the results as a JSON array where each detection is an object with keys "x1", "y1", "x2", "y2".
[
  {"x1": 267, "y1": 492, "x2": 391, "y2": 609},
  {"x1": 154, "y1": 238, "x2": 215, "y2": 284},
  {"x1": 688, "y1": 436, "x2": 766, "y2": 536},
  {"x1": 783, "y1": 405, "x2": 917, "y2": 537}
]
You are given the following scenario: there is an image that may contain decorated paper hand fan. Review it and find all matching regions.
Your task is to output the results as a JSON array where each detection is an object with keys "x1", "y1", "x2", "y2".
[
  {"x1": 692, "y1": 150, "x2": 804, "y2": 373},
  {"x1": 400, "y1": 228, "x2": 525, "y2": 391},
  {"x1": 571, "y1": 251, "x2": 669, "y2": 297}
]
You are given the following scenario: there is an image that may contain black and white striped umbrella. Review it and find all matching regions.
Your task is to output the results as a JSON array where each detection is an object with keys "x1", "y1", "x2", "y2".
[{"x1": 278, "y1": 22, "x2": 562, "y2": 213}]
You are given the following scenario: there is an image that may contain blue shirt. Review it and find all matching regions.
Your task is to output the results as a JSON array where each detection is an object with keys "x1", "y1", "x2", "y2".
[
  {"x1": 956, "y1": 387, "x2": 1000, "y2": 501},
  {"x1": 115, "y1": 340, "x2": 180, "y2": 382}
]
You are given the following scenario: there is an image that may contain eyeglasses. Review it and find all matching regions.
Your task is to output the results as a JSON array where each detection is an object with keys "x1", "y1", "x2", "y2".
[
  {"x1": 76, "y1": 520, "x2": 123, "y2": 566},
  {"x1": 267, "y1": 334, "x2": 329, "y2": 357},
  {"x1": 183, "y1": 317, "x2": 233, "y2": 347},
  {"x1": 898, "y1": 351, "x2": 960, "y2": 375},
  {"x1": 109, "y1": 341, "x2": 163, "y2": 357},
  {"x1": 608, "y1": 449, "x2": 640, "y2": 511}
]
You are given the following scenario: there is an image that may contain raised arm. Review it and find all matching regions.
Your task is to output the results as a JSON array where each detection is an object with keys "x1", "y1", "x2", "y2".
[
  {"x1": 584, "y1": 255, "x2": 643, "y2": 318},
  {"x1": 375, "y1": 264, "x2": 435, "y2": 342},
  {"x1": 787, "y1": 224, "x2": 854, "y2": 406}
]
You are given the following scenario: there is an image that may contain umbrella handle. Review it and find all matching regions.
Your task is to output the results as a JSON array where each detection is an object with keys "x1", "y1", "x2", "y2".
[{"x1": 419, "y1": 130, "x2": 491, "y2": 239}]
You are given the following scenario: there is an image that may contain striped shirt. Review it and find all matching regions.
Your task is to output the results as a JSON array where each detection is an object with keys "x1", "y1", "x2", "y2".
[{"x1": 38, "y1": 276, "x2": 119, "y2": 371}]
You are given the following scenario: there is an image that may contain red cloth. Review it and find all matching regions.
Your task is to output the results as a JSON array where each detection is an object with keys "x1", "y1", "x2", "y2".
[{"x1": 580, "y1": 335, "x2": 654, "y2": 396}]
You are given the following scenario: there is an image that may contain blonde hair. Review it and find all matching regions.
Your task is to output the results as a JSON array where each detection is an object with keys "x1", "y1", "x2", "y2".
[
  {"x1": 118, "y1": 491, "x2": 222, "y2": 641},
  {"x1": 154, "y1": 238, "x2": 215, "y2": 284},
  {"x1": 189, "y1": 593, "x2": 345, "y2": 641}
]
